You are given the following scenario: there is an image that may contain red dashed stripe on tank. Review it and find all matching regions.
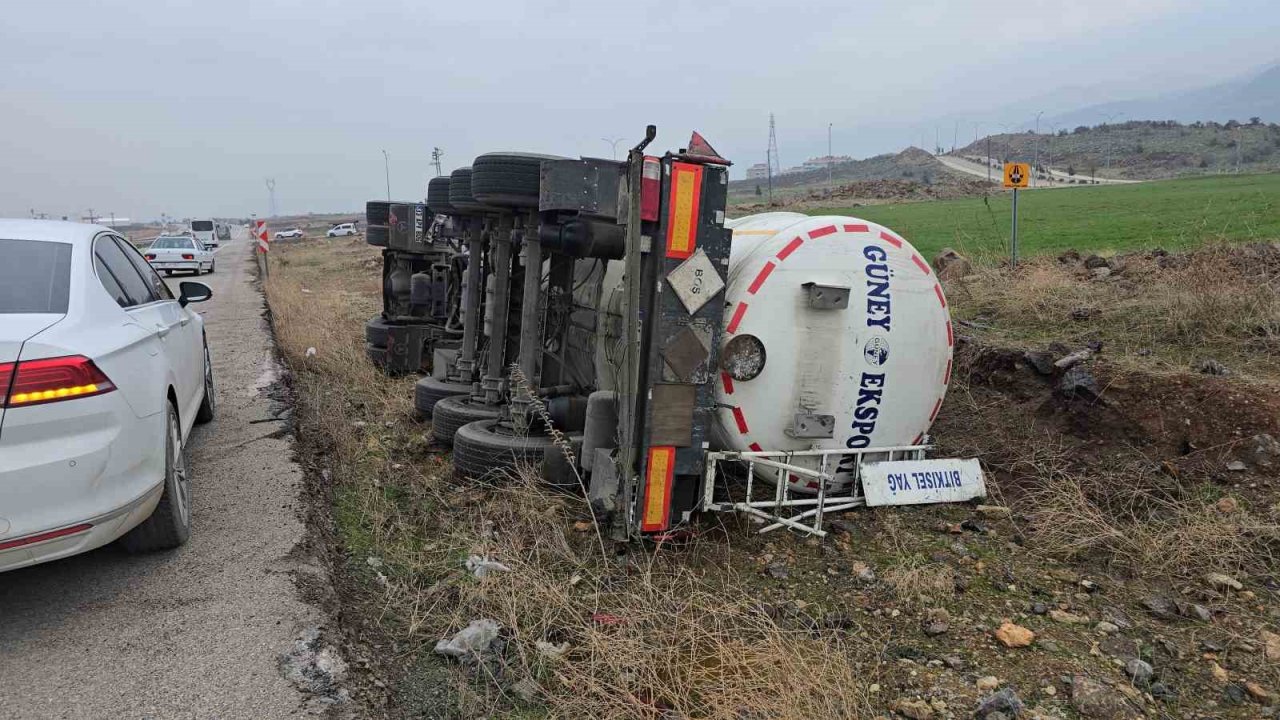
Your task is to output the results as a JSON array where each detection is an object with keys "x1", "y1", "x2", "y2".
[
  {"x1": 732, "y1": 406, "x2": 749, "y2": 434},
  {"x1": 747, "y1": 261, "x2": 776, "y2": 294},
  {"x1": 776, "y1": 236, "x2": 804, "y2": 260},
  {"x1": 878, "y1": 231, "x2": 903, "y2": 248},
  {"x1": 933, "y1": 284, "x2": 947, "y2": 308},
  {"x1": 807, "y1": 225, "x2": 838, "y2": 239},
  {"x1": 721, "y1": 371, "x2": 735, "y2": 395},
  {"x1": 726, "y1": 302, "x2": 748, "y2": 334},
  {"x1": 912, "y1": 254, "x2": 932, "y2": 275}
]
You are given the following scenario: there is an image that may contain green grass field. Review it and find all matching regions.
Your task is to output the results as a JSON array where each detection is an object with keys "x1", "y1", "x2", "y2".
[{"x1": 809, "y1": 172, "x2": 1280, "y2": 261}]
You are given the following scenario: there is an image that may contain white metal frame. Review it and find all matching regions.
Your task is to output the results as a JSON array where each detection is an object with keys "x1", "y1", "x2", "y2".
[{"x1": 700, "y1": 444, "x2": 930, "y2": 537}]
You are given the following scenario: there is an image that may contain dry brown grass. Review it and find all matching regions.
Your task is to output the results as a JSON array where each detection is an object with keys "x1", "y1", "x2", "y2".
[
  {"x1": 1016, "y1": 455, "x2": 1280, "y2": 580},
  {"x1": 265, "y1": 239, "x2": 877, "y2": 719},
  {"x1": 952, "y1": 241, "x2": 1280, "y2": 381}
]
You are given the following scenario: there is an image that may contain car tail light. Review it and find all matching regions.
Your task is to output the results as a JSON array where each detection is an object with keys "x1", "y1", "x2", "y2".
[
  {"x1": 640, "y1": 155, "x2": 661, "y2": 222},
  {"x1": 145, "y1": 253, "x2": 156, "y2": 260},
  {"x1": 181, "y1": 253, "x2": 195, "y2": 260},
  {"x1": 0, "y1": 355, "x2": 116, "y2": 408}
]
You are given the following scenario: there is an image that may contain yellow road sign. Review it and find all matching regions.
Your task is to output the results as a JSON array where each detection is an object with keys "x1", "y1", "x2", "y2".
[{"x1": 1003, "y1": 162, "x2": 1030, "y2": 189}]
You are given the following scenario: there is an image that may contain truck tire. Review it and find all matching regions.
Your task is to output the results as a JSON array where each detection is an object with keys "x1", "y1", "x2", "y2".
[
  {"x1": 540, "y1": 432, "x2": 585, "y2": 494},
  {"x1": 365, "y1": 316, "x2": 390, "y2": 347},
  {"x1": 414, "y1": 376, "x2": 471, "y2": 419},
  {"x1": 366, "y1": 200, "x2": 390, "y2": 247},
  {"x1": 431, "y1": 395, "x2": 500, "y2": 445},
  {"x1": 471, "y1": 152, "x2": 563, "y2": 208},
  {"x1": 426, "y1": 176, "x2": 455, "y2": 215},
  {"x1": 452, "y1": 419, "x2": 559, "y2": 484}
]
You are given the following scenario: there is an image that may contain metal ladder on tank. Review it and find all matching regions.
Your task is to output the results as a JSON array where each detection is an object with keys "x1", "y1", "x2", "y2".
[{"x1": 699, "y1": 444, "x2": 930, "y2": 537}]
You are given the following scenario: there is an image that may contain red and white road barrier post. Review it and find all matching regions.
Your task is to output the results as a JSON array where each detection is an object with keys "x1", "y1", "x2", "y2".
[{"x1": 255, "y1": 219, "x2": 270, "y2": 277}]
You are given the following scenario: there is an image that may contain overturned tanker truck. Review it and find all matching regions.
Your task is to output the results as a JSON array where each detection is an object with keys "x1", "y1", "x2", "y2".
[{"x1": 367, "y1": 127, "x2": 985, "y2": 540}]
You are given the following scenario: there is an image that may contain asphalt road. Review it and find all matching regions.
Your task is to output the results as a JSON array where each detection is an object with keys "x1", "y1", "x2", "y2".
[{"x1": 0, "y1": 228, "x2": 332, "y2": 719}]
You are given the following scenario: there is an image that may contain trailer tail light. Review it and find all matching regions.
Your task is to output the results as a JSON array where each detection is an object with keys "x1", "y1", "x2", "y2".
[
  {"x1": 665, "y1": 162, "x2": 703, "y2": 260},
  {"x1": 1, "y1": 355, "x2": 116, "y2": 408},
  {"x1": 640, "y1": 155, "x2": 661, "y2": 222},
  {"x1": 640, "y1": 445, "x2": 676, "y2": 532},
  {"x1": 181, "y1": 253, "x2": 195, "y2": 260}
]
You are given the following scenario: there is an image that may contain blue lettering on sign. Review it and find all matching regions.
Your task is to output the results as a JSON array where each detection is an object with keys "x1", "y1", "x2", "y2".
[
  {"x1": 864, "y1": 245, "x2": 893, "y2": 332},
  {"x1": 884, "y1": 469, "x2": 966, "y2": 496}
]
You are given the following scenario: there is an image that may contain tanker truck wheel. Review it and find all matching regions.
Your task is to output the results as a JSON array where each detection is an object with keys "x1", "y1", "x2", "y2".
[
  {"x1": 365, "y1": 200, "x2": 390, "y2": 247},
  {"x1": 431, "y1": 395, "x2": 501, "y2": 445},
  {"x1": 365, "y1": 315, "x2": 391, "y2": 347},
  {"x1": 470, "y1": 152, "x2": 564, "y2": 208},
  {"x1": 452, "y1": 419, "x2": 559, "y2": 484},
  {"x1": 540, "y1": 432, "x2": 585, "y2": 494},
  {"x1": 426, "y1": 176, "x2": 455, "y2": 215},
  {"x1": 414, "y1": 376, "x2": 471, "y2": 420}
]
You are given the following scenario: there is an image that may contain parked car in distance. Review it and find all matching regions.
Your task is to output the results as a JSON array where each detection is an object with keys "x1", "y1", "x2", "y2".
[
  {"x1": 190, "y1": 218, "x2": 217, "y2": 248},
  {"x1": 326, "y1": 223, "x2": 359, "y2": 237},
  {"x1": 0, "y1": 220, "x2": 216, "y2": 573},
  {"x1": 274, "y1": 228, "x2": 304, "y2": 239},
  {"x1": 144, "y1": 235, "x2": 215, "y2": 276}
]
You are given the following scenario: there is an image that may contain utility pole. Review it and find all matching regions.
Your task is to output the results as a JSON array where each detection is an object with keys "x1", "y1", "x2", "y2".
[
  {"x1": 827, "y1": 123, "x2": 833, "y2": 188},
  {"x1": 986, "y1": 136, "x2": 992, "y2": 182},
  {"x1": 381, "y1": 149, "x2": 391, "y2": 200},
  {"x1": 602, "y1": 137, "x2": 625, "y2": 161},
  {"x1": 935, "y1": 125, "x2": 940, "y2": 155},
  {"x1": 766, "y1": 113, "x2": 780, "y2": 205},
  {"x1": 431, "y1": 147, "x2": 444, "y2": 177},
  {"x1": 1102, "y1": 112, "x2": 1124, "y2": 174},
  {"x1": 1032, "y1": 110, "x2": 1043, "y2": 187}
]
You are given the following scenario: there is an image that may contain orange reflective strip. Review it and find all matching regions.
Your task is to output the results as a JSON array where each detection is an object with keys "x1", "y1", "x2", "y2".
[
  {"x1": 641, "y1": 446, "x2": 676, "y2": 532},
  {"x1": 665, "y1": 163, "x2": 703, "y2": 259}
]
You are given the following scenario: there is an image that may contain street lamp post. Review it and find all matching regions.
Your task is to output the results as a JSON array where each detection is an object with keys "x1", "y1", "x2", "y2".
[
  {"x1": 381, "y1": 149, "x2": 390, "y2": 200},
  {"x1": 602, "y1": 137, "x2": 625, "y2": 161}
]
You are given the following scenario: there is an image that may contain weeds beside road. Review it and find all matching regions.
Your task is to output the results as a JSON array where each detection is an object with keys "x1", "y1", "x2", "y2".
[{"x1": 268, "y1": 234, "x2": 1280, "y2": 719}]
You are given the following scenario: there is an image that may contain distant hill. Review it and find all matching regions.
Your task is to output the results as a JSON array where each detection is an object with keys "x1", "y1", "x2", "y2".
[
  {"x1": 955, "y1": 119, "x2": 1280, "y2": 180},
  {"x1": 726, "y1": 148, "x2": 995, "y2": 210},
  {"x1": 1046, "y1": 63, "x2": 1280, "y2": 129},
  {"x1": 729, "y1": 147, "x2": 961, "y2": 202}
]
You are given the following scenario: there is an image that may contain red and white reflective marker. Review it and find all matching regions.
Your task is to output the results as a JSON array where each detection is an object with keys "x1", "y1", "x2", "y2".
[{"x1": 255, "y1": 220, "x2": 269, "y2": 254}]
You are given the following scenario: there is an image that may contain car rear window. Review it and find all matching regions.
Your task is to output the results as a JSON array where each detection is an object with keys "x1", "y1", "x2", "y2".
[
  {"x1": 191, "y1": 220, "x2": 214, "y2": 231},
  {"x1": 151, "y1": 237, "x2": 194, "y2": 249},
  {"x1": 0, "y1": 238, "x2": 73, "y2": 314}
]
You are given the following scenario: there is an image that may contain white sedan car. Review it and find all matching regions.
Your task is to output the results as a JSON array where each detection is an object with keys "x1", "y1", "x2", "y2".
[
  {"x1": 144, "y1": 235, "x2": 216, "y2": 275},
  {"x1": 0, "y1": 220, "x2": 215, "y2": 572},
  {"x1": 274, "y1": 228, "x2": 304, "y2": 239}
]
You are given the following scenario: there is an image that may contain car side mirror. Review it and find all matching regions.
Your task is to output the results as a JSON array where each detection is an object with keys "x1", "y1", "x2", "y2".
[{"x1": 178, "y1": 281, "x2": 213, "y2": 307}]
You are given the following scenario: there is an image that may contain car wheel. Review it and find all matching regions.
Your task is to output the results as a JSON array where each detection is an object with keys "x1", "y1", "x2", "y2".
[
  {"x1": 120, "y1": 401, "x2": 192, "y2": 551},
  {"x1": 452, "y1": 418, "x2": 558, "y2": 483},
  {"x1": 431, "y1": 395, "x2": 500, "y2": 445},
  {"x1": 414, "y1": 376, "x2": 471, "y2": 419},
  {"x1": 195, "y1": 339, "x2": 215, "y2": 424},
  {"x1": 208, "y1": 260, "x2": 215, "y2": 274}
]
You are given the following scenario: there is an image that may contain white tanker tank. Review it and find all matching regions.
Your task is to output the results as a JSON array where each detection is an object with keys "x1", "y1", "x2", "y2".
[
  {"x1": 589, "y1": 212, "x2": 953, "y2": 493},
  {"x1": 713, "y1": 212, "x2": 953, "y2": 492}
]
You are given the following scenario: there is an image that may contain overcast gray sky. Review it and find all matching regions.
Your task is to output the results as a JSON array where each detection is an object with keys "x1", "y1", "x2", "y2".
[{"x1": 2, "y1": 0, "x2": 1276, "y2": 220}]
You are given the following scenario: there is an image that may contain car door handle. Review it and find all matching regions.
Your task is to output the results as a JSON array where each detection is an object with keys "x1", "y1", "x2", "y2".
[{"x1": 179, "y1": 316, "x2": 191, "y2": 326}]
